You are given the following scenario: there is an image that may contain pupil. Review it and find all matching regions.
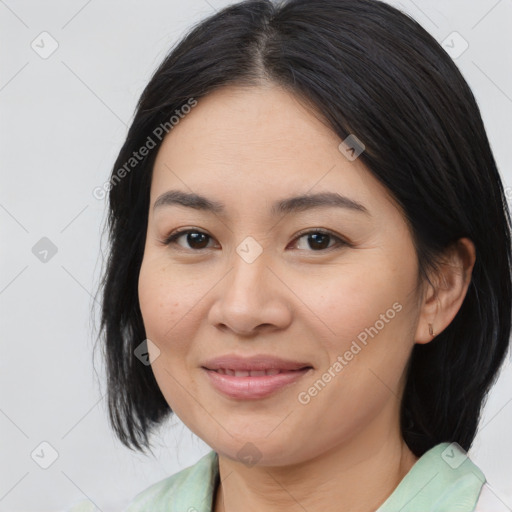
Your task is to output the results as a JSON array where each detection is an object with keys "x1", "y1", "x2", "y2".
[
  {"x1": 309, "y1": 233, "x2": 329, "y2": 250},
  {"x1": 188, "y1": 232, "x2": 208, "y2": 249}
]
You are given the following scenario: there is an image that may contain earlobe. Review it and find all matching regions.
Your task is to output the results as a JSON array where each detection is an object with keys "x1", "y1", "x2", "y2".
[
  {"x1": 414, "y1": 237, "x2": 476, "y2": 345},
  {"x1": 414, "y1": 292, "x2": 440, "y2": 344}
]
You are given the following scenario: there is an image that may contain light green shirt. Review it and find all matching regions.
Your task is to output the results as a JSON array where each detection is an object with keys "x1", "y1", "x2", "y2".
[{"x1": 67, "y1": 441, "x2": 491, "y2": 511}]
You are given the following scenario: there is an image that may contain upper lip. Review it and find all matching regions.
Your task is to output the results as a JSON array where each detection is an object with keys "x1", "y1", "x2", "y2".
[{"x1": 201, "y1": 354, "x2": 313, "y2": 371}]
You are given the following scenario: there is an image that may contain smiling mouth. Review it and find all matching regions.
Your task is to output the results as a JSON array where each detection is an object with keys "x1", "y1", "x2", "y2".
[{"x1": 202, "y1": 366, "x2": 313, "y2": 400}]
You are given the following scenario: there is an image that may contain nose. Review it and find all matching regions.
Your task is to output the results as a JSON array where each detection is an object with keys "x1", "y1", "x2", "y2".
[{"x1": 207, "y1": 246, "x2": 293, "y2": 337}]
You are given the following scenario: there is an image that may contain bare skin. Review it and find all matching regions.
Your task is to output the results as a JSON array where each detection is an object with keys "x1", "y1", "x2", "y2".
[{"x1": 137, "y1": 83, "x2": 476, "y2": 512}]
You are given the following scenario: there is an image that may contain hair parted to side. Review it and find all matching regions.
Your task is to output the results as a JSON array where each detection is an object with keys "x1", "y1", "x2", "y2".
[{"x1": 94, "y1": 0, "x2": 512, "y2": 457}]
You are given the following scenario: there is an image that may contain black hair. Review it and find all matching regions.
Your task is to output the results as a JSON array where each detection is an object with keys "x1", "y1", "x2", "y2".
[{"x1": 94, "y1": 0, "x2": 512, "y2": 457}]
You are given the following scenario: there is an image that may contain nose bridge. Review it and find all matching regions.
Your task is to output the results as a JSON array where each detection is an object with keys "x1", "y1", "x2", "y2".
[
  {"x1": 226, "y1": 235, "x2": 271, "y2": 301},
  {"x1": 208, "y1": 234, "x2": 292, "y2": 334}
]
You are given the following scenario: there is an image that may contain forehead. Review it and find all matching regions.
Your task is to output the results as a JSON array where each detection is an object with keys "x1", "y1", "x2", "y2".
[{"x1": 150, "y1": 84, "x2": 400, "y2": 220}]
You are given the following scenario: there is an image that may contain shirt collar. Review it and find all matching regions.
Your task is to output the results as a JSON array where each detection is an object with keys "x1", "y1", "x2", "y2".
[
  {"x1": 377, "y1": 441, "x2": 486, "y2": 511},
  {"x1": 132, "y1": 442, "x2": 485, "y2": 512}
]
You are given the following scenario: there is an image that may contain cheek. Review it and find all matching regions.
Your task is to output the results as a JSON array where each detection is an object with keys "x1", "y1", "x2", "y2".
[
  {"x1": 138, "y1": 259, "x2": 166, "y2": 334},
  {"x1": 137, "y1": 257, "x2": 202, "y2": 417},
  {"x1": 138, "y1": 254, "x2": 218, "y2": 359},
  {"x1": 138, "y1": 257, "x2": 190, "y2": 351},
  {"x1": 301, "y1": 257, "x2": 416, "y2": 395},
  {"x1": 299, "y1": 262, "x2": 401, "y2": 342}
]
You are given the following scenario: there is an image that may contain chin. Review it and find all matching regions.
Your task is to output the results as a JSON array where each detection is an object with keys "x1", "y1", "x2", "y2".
[{"x1": 208, "y1": 434, "x2": 308, "y2": 468}]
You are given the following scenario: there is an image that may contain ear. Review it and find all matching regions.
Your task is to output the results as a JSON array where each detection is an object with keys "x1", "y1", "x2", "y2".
[{"x1": 415, "y1": 237, "x2": 476, "y2": 344}]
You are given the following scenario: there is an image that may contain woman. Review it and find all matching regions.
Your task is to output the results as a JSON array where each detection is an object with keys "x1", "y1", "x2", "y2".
[{"x1": 69, "y1": 0, "x2": 512, "y2": 510}]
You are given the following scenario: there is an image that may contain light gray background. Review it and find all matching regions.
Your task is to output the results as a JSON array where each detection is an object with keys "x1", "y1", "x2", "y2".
[{"x1": 1, "y1": 0, "x2": 511, "y2": 510}]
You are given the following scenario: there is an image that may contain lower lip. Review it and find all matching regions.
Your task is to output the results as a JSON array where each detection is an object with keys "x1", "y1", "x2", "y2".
[{"x1": 203, "y1": 368, "x2": 312, "y2": 400}]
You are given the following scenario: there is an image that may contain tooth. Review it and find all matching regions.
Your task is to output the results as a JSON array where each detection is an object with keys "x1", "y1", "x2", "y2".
[
  {"x1": 249, "y1": 370, "x2": 266, "y2": 376},
  {"x1": 215, "y1": 368, "x2": 287, "y2": 376}
]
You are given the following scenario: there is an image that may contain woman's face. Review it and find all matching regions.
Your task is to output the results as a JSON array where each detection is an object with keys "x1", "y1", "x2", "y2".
[{"x1": 138, "y1": 84, "x2": 424, "y2": 466}]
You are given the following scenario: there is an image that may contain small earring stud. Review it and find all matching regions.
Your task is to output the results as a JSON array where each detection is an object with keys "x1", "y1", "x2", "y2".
[{"x1": 428, "y1": 323, "x2": 436, "y2": 337}]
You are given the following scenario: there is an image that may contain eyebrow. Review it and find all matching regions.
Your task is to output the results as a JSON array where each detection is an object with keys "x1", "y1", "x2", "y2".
[{"x1": 153, "y1": 190, "x2": 370, "y2": 216}]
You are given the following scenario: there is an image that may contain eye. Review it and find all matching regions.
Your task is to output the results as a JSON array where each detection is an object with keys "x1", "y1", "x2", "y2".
[
  {"x1": 160, "y1": 228, "x2": 349, "y2": 253},
  {"x1": 160, "y1": 228, "x2": 216, "y2": 251},
  {"x1": 290, "y1": 229, "x2": 349, "y2": 252}
]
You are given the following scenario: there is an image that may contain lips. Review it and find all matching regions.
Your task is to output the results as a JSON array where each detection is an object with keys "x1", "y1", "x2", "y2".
[{"x1": 201, "y1": 354, "x2": 313, "y2": 400}]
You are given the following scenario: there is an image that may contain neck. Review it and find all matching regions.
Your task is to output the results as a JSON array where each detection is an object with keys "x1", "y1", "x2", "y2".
[{"x1": 213, "y1": 421, "x2": 418, "y2": 512}]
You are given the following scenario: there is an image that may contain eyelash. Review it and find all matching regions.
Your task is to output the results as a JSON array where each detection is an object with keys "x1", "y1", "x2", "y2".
[{"x1": 159, "y1": 227, "x2": 351, "y2": 253}]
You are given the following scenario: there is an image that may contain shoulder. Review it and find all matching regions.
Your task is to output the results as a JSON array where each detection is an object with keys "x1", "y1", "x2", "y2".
[
  {"x1": 63, "y1": 450, "x2": 219, "y2": 512},
  {"x1": 378, "y1": 442, "x2": 489, "y2": 511},
  {"x1": 124, "y1": 450, "x2": 218, "y2": 512}
]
